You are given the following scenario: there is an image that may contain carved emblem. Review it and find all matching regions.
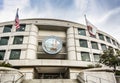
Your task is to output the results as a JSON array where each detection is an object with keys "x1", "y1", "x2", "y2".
[{"x1": 42, "y1": 36, "x2": 62, "y2": 54}]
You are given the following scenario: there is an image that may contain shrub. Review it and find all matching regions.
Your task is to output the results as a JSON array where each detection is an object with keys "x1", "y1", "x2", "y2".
[{"x1": 0, "y1": 61, "x2": 12, "y2": 67}]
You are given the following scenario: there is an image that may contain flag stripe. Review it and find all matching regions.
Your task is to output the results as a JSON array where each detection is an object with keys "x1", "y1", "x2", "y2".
[{"x1": 15, "y1": 8, "x2": 20, "y2": 29}]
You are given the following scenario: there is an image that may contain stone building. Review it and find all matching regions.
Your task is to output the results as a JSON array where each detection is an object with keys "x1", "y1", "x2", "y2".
[{"x1": 0, "y1": 18, "x2": 119, "y2": 80}]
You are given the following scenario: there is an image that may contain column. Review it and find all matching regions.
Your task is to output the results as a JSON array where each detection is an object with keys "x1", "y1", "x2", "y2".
[
  {"x1": 26, "y1": 24, "x2": 38, "y2": 59},
  {"x1": 20, "y1": 68, "x2": 34, "y2": 79},
  {"x1": 67, "y1": 26, "x2": 76, "y2": 60}
]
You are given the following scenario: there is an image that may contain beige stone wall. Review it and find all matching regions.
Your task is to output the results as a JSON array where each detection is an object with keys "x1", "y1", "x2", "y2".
[
  {"x1": 26, "y1": 24, "x2": 38, "y2": 59},
  {"x1": 0, "y1": 19, "x2": 120, "y2": 80},
  {"x1": 67, "y1": 27, "x2": 76, "y2": 60},
  {"x1": 0, "y1": 68, "x2": 23, "y2": 83},
  {"x1": 20, "y1": 68, "x2": 34, "y2": 79}
]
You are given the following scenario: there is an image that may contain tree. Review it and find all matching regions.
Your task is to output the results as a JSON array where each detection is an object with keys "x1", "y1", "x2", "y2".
[
  {"x1": 99, "y1": 48, "x2": 120, "y2": 74},
  {"x1": 0, "y1": 61, "x2": 12, "y2": 67}
]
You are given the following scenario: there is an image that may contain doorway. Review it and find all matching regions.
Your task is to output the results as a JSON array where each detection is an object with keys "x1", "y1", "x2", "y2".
[{"x1": 34, "y1": 67, "x2": 69, "y2": 79}]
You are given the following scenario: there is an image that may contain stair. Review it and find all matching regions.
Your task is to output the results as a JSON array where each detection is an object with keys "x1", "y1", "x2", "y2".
[{"x1": 22, "y1": 79, "x2": 79, "y2": 83}]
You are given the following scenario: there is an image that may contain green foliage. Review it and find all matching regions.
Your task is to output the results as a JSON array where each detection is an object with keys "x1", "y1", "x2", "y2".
[
  {"x1": 87, "y1": 64, "x2": 94, "y2": 68},
  {"x1": 95, "y1": 64, "x2": 102, "y2": 68},
  {"x1": 116, "y1": 70, "x2": 120, "y2": 75},
  {"x1": 99, "y1": 48, "x2": 120, "y2": 73},
  {"x1": 87, "y1": 64, "x2": 102, "y2": 68},
  {"x1": 0, "y1": 61, "x2": 12, "y2": 67}
]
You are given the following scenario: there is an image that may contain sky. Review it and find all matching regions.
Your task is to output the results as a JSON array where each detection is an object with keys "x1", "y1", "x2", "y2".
[{"x1": 0, "y1": 0, "x2": 120, "y2": 43}]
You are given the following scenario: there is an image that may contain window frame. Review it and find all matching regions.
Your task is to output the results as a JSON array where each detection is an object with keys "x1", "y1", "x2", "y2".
[
  {"x1": 106, "y1": 36, "x2": 111, "y2": 43},
  {"x1": 79, "y1": 39, "x2": 88, "y2": 48},
  {"x1": 0, "y1": 50, "x2": 5, "y2": 60},
  {"x1": 9, "y1": 49, "x2": 21, "y2": 60},
  {"x1": 91, "y1": 41, "x2": 99, "y2": 49},
  {"x1": 81, "y1": 52, "x2": 90, "y2": 61},
  {"x1": 93, "y1": 53, "x2": 100, "y2": 62},
  {"x1": 78, "y1": 28, "x2": 86, "y2": 36},
  {"x1": 13, "y1": 36, "x2": 23, "y2": 44},
  {"x1": 0, "y1": 37, "x2": 9, "y2": 45},
  {"x1": 112, "y1": 39, "x2": 116, "y2": 46},
  {"x1": 3, "y1": 25, "x2": 12, "y2": 33},
  {"x1": 16, "y1": 24, "x2": 26, "y2": 32},
  {"x1": 101, "y1": 44, "x2": 107, "y2": 51},
  {"x1": 98, "y1": 33, "x2": 104, "y2": 41}
]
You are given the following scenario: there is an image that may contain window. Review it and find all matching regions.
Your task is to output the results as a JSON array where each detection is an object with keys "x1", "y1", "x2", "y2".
[
  {"x1": 0, "y1": 37, "x2": 9, "y2": 45},
  {"x1": 93, "y1": 53, "x2": 100, "y2": 62},
  {"x1": 106, "y1": 36, "x2": 111, "y2": 43},
  {"x1": 108, "y1": 46, "x2": 113, "y2": 49},
  {"x1": 3, "y1": 25, "x2": 12, "y2": 33},
  {"x1": 115, "y1": 49, "x2": 119, "y2": 53},
  {"x1": 9, "y1": 49, "x2": 21, "y2": 60},
  {"x1": 81, "y1": 52, "x2": 90, "y2": 61},
  {"x1": 101, "y1": 44, "x2": 107, "y2": 51},
  {"x1": 13, "y1": 36, "x2": 23, "y2": 44},
  {"x1": 79, "y1": 39, "x2": 88, "y2": 48},
  {"x1": 91, "y1": 41, "x2": 98, "y2": 49},
  {"x1": 117, "y1": 43, "x2": 120, "y2": 48},
  {"x1": 0, "y1": 50, "x2": 5, "y2": 60},
  {"x1": 16, "y1": 24, "x2": 26, "y2": 32},
  {"x1": 98, "y1": 33, "x2": 104, "y2": 40},
  {"x1": 118, "y1": 44, "x2": 120, "y2": 48},
  {"x1": 78, "y1": 28, "x2": 86, "y2": 36},
  {"x1": 90, "y1": 35, "x2": 96, "y2": 38},
  {"x1": 112, "y1": 39, "x2": 116, "y2": 46}
]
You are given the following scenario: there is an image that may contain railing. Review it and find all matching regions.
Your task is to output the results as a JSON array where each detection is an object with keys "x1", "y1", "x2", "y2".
[
  {"x1": 78, "y1": 74, "x2": 115, "y2": 83},
  {"x1": 77, "y1": 75, "x2": 85, "y2": 83},
  {"x1": 0, "y1": 74, "x2": 15, "y2": 83},
  {"x1": 0, "y1": 72, "x2": 24, "y2": 83},
  {"x1": 0, "y1": 74, "x2": 1, "y2": 83},
  {"x1": 86, "y1": 74, "x2": 115, "y2": 83},
  {"x1": 15, "y1": 74, "x2": 24, "y2": 83},
  {"x1": 115, "y1": 76, "x2": 120, "y2": 83}
]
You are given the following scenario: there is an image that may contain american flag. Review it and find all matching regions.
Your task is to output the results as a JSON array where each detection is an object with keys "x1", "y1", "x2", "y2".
[{"x1": 15, "y1": 8, "x2": 20, "y2": 29}]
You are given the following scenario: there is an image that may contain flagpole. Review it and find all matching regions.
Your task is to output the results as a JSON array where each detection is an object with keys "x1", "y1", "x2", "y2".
[
  {"x1": 84, "y1": 15, "x2": 94, "y2": 64},
  {"x1": 15, "y1": 8, "x2": 20, "y2": 30},
  {"x1": 84, "y1": 15, "x2": 97, "y2": 65},
  {"x1": 16, "y1": 8, "x2": 19, "y2": 15},
  {"x1": 84, "y1": 14, "x2": 86, "y2": 20},
  {"x1": 84, "y1": 14, "x2": 87, "y2": 25}
]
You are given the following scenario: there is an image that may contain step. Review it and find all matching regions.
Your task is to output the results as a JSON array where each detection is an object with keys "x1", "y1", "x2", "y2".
[{"x1": 22, "y1": 79, "x2": 79, "y2": 83}]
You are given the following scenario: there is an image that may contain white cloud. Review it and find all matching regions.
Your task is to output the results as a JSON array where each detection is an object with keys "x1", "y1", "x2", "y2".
[
  {"x1": 0, "y1": 0, "x2": 30, "y2": 22},
  {"x1": 74, "y1": 0, "x2": 88, "y2": 11},
  {"x1": 3, "y1": 0, "x2": 29, "y2": 10},
  {"x1": 96, "y1": 7, "x2": 120, "y2": 43},
  {"x1": 97, "y1": 7, "x2": 120, "y2": 24},
  {"x1": 0, "y1": 0, "x2": 120, "y2": 43}
]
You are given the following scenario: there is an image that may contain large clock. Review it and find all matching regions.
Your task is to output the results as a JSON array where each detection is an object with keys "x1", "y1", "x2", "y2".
[{"x1": 42, "y1": 36, "x2": 62, "y2": 54}]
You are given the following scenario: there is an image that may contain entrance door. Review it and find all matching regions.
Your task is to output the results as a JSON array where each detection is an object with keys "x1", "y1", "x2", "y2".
[
  {"x1": 35, "y1": 67, "x2": 69, "y2": 79},
  {"x1": 39, "y1": 73, "x2": 64, "y2": 79}
]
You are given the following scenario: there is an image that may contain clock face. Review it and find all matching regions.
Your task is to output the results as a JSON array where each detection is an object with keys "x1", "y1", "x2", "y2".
[{"x1": 42, "y1": 36, "x2": 62, "y2": 54}]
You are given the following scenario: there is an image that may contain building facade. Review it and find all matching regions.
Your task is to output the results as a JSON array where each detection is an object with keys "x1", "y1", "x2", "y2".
[{"x1": 0, "y1": 18, "x2": 120, "y2": 79}]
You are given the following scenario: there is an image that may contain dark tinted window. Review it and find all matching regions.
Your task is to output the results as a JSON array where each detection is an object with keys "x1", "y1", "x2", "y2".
[
  {"x1": 16, "y1": 24, "x2": 26, "y2": 32},
  {"x1": 13, "y1": 36, "x2": 23, "y2": 44},
  {"x1": 0, "y1": 37, "x2": 9, "y2": 45},
  {"x1": 79, "y1": 39, "x2": 88, "y2": 48},
  {"x1": 3, "y1": 25, "x2": 12, "y2": 33},
  {"x1": 81, "y1": 52, "x2": 90, "y2": 61},
  {"x1": 9, "y1": 49, "x2": 21, "y2": 60},
  {"x1": 91, "y1": 41, "x2": 98, "y2": 49},
  {"x1": 0, "y1": 50, "x2": 5, "y2": 60},
  {"x1": 78, "y1": 28, "x2": 86, "y2": 36},
  {"x1": 98, "y1": 33, "x2": 104, "y2": 40}
]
